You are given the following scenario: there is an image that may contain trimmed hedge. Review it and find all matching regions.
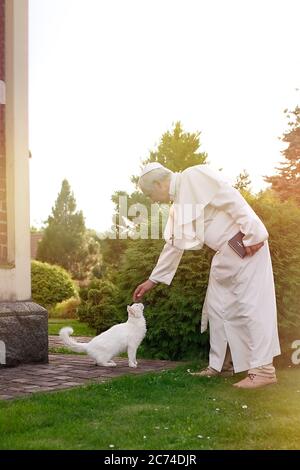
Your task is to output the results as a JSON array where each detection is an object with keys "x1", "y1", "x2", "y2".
[
  {"x1": 49, "y1": 296, "x2": 81, "y2": 319},
  {"x1": 31, "y1": 260, "x2": 78, "y2": 308}
]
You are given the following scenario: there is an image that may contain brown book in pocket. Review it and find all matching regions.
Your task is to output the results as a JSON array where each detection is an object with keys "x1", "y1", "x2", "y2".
[{"x1": 228, "y1": 231, "x2": 246, "y2": 258}]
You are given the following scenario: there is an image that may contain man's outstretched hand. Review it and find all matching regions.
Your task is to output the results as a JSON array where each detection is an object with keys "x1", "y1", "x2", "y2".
[
  {"x1": 133, "y1": 280, "x2": 156, "y2": 302},
  {"x1": 244, "y1": 241, "x2": 264, "y2": 257}
]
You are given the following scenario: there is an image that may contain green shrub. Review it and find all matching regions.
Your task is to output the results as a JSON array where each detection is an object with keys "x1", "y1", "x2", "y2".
[
  {"x1": 49, "y1": 296, "x2": 81, "y2": 319},
  {"x1": 78, "y1": 279, "x2": 120, "y2": 334},
  {"x1": 114, "y1": 238, "x2": 212, "y2": 360},
  {"x1": 247, "y1": 190, "x2": 300, "y2": 345},
  {"x1": 31, "y1": 260, "x2": 78, "y2": 308}
]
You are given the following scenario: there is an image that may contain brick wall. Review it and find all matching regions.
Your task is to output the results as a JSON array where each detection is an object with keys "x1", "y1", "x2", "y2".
[{"x1": 0, "y1": 0, "x2": 7, "y2": 263}]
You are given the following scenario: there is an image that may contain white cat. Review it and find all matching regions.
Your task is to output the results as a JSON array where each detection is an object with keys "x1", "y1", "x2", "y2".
[{"x1": 59, "y1": 303, "x2": 146, "y2": 367}]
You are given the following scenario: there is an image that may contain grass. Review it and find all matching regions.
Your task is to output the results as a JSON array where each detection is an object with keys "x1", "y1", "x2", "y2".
[
  {"x1": 48, "y1": 347, "x2": 85, "y2": 355},
  {"x1": 48, "y1": 319, "x2": 95, "y2": 337},
  {"x1": 0, "y1": 365, "x2": 299, "y2": 450}
]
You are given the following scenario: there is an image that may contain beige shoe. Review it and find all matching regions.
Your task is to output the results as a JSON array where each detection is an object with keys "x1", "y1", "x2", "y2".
[
  {"x1": 189, "y1": 366, "x2": 234, "y2": 378},
  {"x1": 233, "y1": 373, "x2": 278, "y2": 389}
]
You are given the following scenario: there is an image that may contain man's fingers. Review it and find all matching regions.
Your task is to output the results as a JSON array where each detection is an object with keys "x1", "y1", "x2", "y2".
[
  {"x1": 133, "y1": 288, "x2": 140, "y2": 301},
  {"x1": 245, "y1": 242, "x2": 264, "y2": 257},
  {"x1": 133, "y1": 286, "x2": 144, "y2": 301},
  {"x1": 136, "y1": 289, "x2": 144, "y2": 299},
  {"x1": 245, "y1": 246, "x2": 252, "y2": 256},
  {"x1": 252, "y1": 242, "x2": 264, "y2": 254}
]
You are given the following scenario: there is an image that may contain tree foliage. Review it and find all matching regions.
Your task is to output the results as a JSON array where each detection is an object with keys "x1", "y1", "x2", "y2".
[
  {"x1": 234, "y1": 169, "x2": 252, "y2": 193},
  {"x1": 37, "y1": 180, "x2": 102, "y2": 279},
  {"x1": 265, "y1": 105, "x2": 300, "y2": 204},
  {"x1": 114, "y1": 238, "x2": 213, "y2": 360},
  {"x1": 101, "y1": 122, "x2": 208, "y2": 268}
]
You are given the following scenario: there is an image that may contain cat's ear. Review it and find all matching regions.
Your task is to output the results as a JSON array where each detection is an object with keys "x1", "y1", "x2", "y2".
[{"x1": 127, "y1": 305, "x2": 134, "y2": 316}]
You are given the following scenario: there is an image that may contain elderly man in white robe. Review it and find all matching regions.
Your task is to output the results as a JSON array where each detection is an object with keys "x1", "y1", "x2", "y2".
[{"x1": 133, "y1": 162, "x2": 281, "y2": 389}]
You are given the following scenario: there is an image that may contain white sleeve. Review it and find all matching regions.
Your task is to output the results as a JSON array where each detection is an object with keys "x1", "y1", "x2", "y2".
[
  {"x1": 210, "y1": 183, "x2": 269, "y2": 246},
  {"x1": 149, "y1": 243, "x2": 184, "y2": 285}
]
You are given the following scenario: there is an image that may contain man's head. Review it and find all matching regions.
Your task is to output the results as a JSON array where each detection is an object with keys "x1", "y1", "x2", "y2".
[{"x1": 138, "y1": 162, "x2": 172, "y2": 203}]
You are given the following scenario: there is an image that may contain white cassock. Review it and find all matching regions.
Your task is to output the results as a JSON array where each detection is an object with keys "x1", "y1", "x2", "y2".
[{"x1": 149, "y1": 164, "x2": 281, "y2": 373}]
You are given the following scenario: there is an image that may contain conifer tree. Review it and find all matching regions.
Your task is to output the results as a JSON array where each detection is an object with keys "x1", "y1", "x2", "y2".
[
  {"x1": 101, "y1": 122, "x2": 208, "y2": 267},
  {"x1": 37, "y1": 180, "x2": 85, "y2": 270},
  {"x1": 265, "y1": 105, "x2": 300, "y2": 204},
  {"x1": 108, "y1": 122, "x2": 213, "y2": 359},
  {"x1": 234, "y1": 169, "x2": 252, "y2": 193}
]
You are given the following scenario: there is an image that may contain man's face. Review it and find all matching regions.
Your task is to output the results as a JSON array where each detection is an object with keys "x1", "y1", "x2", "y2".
[{"x1": 147, "y1": 180, "x2": 170, "y2": 203}]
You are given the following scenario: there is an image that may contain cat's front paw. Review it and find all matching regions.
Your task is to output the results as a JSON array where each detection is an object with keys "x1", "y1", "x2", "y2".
[{"x1": 129, "y1": 361, "x2": 137, "y2": 368}]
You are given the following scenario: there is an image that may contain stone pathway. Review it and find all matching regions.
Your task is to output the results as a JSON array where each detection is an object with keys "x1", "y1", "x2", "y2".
[
  {"x1": 0, "y1": 336, "x2": 183, "y2": 400},
  {"x1": 49, "y1": 334, "x2": 91, "y2": 349}
]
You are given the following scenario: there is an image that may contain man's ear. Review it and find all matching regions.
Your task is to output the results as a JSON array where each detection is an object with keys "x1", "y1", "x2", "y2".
[{"x1": 127, "y1": 305, "x2": 134, "y2": 316}]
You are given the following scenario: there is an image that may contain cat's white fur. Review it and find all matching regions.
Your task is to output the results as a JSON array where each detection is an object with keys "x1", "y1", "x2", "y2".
[{"x1": 59, "y1": 303, "x2": 146, "y2": 367}]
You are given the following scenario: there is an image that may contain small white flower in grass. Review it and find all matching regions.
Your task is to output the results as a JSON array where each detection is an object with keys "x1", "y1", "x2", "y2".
[
  {"x1": 242, "y1": 405, "x2": 248, "y2": 409},
  {"x1": 197, "y1": 435, "x2": 203, "y2": 439},
  {"x1": 155, "y1": 426, "x2": 160, "y2": 430},
  {"x1": 207, "y1": 436, "x2": 211, "y2": 439},
  {"x1": 187, "y1": 369, "x2": 191, "y2": 373},
  {"x1": 164, "y1": 427, "x2": 169, "y2": 430},
  {"x1": 215, "y1": 408, "x2": 220, "y2": 411},
  {"x1": 212, "y1": 398, "x2": 216, "y2": 401},
  {"x1": 143, "y1": 436, "x2": 147, "y2": 439},
  {"x1": 109, "y1": 444, "x2": 115, "y2": 448}
]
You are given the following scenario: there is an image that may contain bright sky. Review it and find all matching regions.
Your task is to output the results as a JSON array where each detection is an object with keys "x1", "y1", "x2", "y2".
[{"x1": 29, "y1": 0, "x2": 300, "y2": 232}]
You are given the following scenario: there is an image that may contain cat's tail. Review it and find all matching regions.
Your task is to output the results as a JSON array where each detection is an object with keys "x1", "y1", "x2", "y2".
[{"x1": 59, "y1": 327, "x2": 89, "y2": 353}]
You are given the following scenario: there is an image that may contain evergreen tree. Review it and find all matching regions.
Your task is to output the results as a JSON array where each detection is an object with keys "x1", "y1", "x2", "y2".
[
  {"x1": 265, "y1": 105, "x2": 300, "y2": 204},
  {"x1": 101, "y1": 122, "x2": 208, "y2": 268},
  {"x1": 234, "y1": 169, "x2": 252, "y2": 193},
  {"x1": 72, "y1": 229, "x2": 103, "y2": 281},
  {"x1": 106, "y1": 122, "x2": 213, "y2": 359},
  {"x1": 37, "y1": 179, "x2": 101, "y2": 278},
  {"x1": 131, "y1": 121, "x2": 208, "y2": 187}
]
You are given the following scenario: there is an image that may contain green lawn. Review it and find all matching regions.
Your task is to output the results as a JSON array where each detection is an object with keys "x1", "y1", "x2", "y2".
[
  {"x1": 48, "y1": 319, "x2": 95, "y2": 337},
  {"x1": 0, "y1": 365, "x2": 299, "y2": 450}
]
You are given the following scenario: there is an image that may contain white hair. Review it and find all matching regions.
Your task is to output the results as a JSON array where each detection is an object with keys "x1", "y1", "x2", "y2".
[{"x1": 138, "y1": 167, "x2": 172, "y2": 195}]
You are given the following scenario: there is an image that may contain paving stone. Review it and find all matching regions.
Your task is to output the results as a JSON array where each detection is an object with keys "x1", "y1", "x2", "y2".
[{"x1": 0, "y1": 337, "x2": 183, "y2": 400}]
